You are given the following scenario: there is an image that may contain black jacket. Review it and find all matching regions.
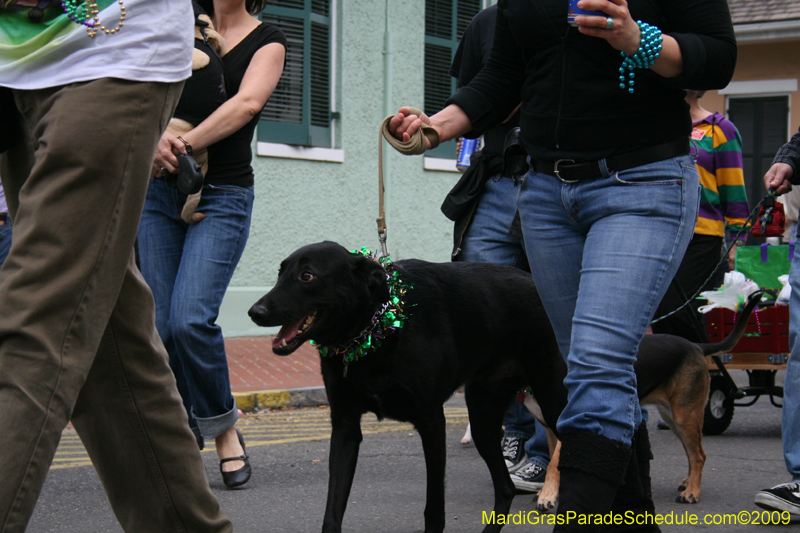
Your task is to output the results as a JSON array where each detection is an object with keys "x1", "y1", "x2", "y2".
[{"x1": 448, "y1": 0, "x2": 737, "y2": 163}]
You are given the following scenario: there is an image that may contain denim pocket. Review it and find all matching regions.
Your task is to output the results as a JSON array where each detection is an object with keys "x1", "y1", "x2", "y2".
[{"x1": 613, "y1": 156, "x2": 689, "y2": 187}]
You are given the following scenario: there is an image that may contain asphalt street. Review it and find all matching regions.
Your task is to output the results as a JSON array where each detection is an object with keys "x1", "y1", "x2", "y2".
[{"x1": 27, "y1": 374, "x2": 797, "y2": 533}]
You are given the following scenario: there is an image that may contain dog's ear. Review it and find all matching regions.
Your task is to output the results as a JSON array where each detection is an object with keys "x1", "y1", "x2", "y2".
[{"x1": 351, "y1": 254, "x2": 390, "y2": 302}]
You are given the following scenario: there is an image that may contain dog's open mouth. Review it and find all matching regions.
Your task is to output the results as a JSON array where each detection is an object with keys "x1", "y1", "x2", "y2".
[{"x1": 272, "y1": 311, "x2": 318, "y2": 355}]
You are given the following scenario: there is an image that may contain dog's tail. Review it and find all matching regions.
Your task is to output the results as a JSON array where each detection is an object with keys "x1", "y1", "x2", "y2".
[{"x1": 697, "y1": 289, "x2": 767, "y2": 357}]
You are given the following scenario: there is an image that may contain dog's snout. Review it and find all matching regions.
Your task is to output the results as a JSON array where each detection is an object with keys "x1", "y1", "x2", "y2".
[{"x1": 248, "y1": 302, "x2": 269, "y2": 324}]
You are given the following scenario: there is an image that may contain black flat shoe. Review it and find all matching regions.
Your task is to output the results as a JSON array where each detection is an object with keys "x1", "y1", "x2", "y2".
[{"x1": 220, "y1": 429, "x2": 251, "y2": 488}]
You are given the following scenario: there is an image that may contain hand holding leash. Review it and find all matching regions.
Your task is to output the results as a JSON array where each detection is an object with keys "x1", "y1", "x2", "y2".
[
  {"x1": 153, "y1": 130, "x2": 188, "y2": 175},
  {"x1": 764, "y1": 162, "x2": 794, "y2": 197},
  {"x1": 382, "y1": 107, "x2": 440, "y2": 155}
]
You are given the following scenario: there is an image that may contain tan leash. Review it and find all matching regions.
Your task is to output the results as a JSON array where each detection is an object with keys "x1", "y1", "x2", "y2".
[{"x1": 376, "y1": 107, "x2": 440, "y2": 259}]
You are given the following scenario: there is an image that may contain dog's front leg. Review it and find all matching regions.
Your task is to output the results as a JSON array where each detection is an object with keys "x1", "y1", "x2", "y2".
[
  {"x1": 322, "y1": 408, "x2": 363, "y2": 533},
  {"x1": 415, "y1": 407, "x2": 448, "y2": 533},
  {"x1": 465, "y1": 385, "x2": 515, "y2": 533},
  {"x1": 537, "y1": 434, "x2": 560, "y2": 512}
]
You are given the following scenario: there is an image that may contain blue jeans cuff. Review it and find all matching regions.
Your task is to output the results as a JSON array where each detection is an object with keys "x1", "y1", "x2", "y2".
[
  {"x1": 194, "y1": 401, "x2": 239, "y2": 440},
  {"x1": 504, "y1": 430, "x2": 532, "y2": 440},
  {"x1": 528, "y1": 457, "x2": 549, "y2": 470}
]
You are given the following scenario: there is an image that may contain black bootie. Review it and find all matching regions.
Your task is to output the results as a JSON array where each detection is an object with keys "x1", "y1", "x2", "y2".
[
  {"x1": 554, "y1": 431, "x2": 631, "y2": 532},
  {"x1": 608, "y1": 423, "x2": 660, "y2": 532}
]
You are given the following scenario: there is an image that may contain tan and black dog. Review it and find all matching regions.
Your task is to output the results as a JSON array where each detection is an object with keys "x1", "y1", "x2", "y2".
[{"x1": 529, "y1": 289, "x2": 765, "y2": 511}]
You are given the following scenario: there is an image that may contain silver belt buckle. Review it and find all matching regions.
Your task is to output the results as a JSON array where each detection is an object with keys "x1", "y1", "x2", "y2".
[{"x1": 553, "y1": 159, "x2": 578, "y2": 183}]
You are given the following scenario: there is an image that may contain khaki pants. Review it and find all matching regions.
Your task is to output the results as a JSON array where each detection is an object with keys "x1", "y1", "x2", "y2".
[{"x1": 0, "y1": 78, "x2": 232, "y2": 532}]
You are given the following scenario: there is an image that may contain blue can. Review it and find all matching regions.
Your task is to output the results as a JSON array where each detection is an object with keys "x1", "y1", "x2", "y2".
[
  {"x1": 456, "y1": 137, "x2": 479, "y2": 172},
  {"x1": 568, "y1": 0, "x2": 604, "y2": 26}
]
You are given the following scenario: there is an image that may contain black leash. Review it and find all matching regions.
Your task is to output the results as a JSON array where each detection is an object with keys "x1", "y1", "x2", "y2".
[{"x1": 650, "y1": 193, "x2": 776, "y2": 325}]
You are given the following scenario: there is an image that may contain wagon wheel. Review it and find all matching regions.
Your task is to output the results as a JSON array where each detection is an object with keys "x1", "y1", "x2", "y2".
[{"x1": 703, "y1": 374, "x2": 735, "y2": 435}]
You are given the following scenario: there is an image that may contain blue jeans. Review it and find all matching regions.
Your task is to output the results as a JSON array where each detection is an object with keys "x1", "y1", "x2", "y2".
[
  {"x1": 785, "y1": 225, "x2": 800, "y2": 481},
  {"x1": 0, "y1": 215, "x2": 10, "y2": 271},
  {"x1": 503, "y1": 402, "x2": 551, "y2": 469},
  {"x1": 137, "y1": 179, "x2": 254, "y2": 440},
  {"x1": 517, "y1": 155, "x2": 699, "y2": 446},
  {"x1": 459, "y1": 175, "x2": 527, "y2": 269},
  {"x1": 461, "y1": 174, "x2": 549, "y2": 467}
]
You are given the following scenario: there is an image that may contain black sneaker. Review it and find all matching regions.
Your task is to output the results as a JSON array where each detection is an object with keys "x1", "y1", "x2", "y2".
[
  {"x1": 656, "y1": 419, "x2": 670, "y2": 430},
  {"x1": 755, "y1": 482, "x2": 800, "y2": 515},
  {"x1": 501, "y1": 436, "x2": 527, "y2": 473},
  {"x1": 510, "y1": 461, "x2": 546, "y2": 493}
]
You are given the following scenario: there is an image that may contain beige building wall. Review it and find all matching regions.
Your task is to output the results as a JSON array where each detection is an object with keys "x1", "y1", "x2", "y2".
[{"x1": 705, "y1": 39, "x2": 800, "y2": 135}]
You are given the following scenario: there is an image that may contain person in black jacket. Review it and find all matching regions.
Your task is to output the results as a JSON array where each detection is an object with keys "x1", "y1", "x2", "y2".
[
  {"x1": 388, "y1": 0, "x2": 736, "y2": 529},
  {"x1": 755, "y1": 129, "x2": 800, "y2": 516},
  {"x1": 445, "y1": 5, "x2": 551, "y2": 495}
]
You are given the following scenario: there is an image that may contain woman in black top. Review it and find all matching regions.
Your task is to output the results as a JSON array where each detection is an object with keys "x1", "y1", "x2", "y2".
[
  {"x1": 138, "y1": 0, "x2": 285, "y2": 489},
  {"x1": 389, "y1": 0, "x2": 736, "y2": 526}
]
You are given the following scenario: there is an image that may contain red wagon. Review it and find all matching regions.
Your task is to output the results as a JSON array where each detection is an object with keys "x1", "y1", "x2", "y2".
[{"x1": 703, "y1": 305, "x2": 788, "y2": 434}]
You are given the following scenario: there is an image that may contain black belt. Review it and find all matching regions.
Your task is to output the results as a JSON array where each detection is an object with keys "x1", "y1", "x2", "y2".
[{"x1": 531, "y1": 138, "x2": 690, "y2": 183}]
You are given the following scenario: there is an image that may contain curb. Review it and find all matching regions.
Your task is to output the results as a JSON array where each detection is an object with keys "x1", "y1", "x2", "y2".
[{"x1": 233, "y1": 386, "x2": 328, "y2": 412}]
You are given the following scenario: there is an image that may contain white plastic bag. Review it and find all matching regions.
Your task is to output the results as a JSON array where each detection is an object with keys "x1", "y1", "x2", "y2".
[
  {"x1": 698, "y1": 271, "x2": 760, "y2": 313},
  {"x1": 777, "y1": 274, "x2": 791, "y2": 306}
]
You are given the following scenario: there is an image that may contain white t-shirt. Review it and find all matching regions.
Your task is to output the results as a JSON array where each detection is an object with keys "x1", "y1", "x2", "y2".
[{"x1": 0, "y1": 0, "x2": 193, "y2": 89}]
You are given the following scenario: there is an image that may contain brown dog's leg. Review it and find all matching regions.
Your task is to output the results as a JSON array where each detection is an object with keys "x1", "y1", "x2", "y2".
[
  {"x1": 647, "y1": 360, "x2": 709, "y2": 504},
  {"x1": 656, "y1": 400, "x2": 706, "y2": 504},
  {"x1": 523, "y1": 392, "x2": 560, "y2": 512},
  {"x1": 537, "y1": 433, "x2": 560, "y2": 512}
]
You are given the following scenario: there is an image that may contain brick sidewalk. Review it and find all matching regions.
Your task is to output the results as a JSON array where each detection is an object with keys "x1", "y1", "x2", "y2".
[{"x1": 225, "y1": 336, "x2": 323, "y2": 393}]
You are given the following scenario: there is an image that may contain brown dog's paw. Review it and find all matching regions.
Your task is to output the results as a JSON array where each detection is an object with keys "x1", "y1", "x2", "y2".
[
  {"x1": 535, "y1": 494, "x2": 558, "y2": 513},
  {"x1": 676, "y1": 492, "x2": 699, "y2": 504}
]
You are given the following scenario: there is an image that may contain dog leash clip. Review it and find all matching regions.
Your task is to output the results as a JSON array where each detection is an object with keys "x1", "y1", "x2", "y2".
[{"x1": 376, "y1": 226, "x2": 389, "y2": 261}]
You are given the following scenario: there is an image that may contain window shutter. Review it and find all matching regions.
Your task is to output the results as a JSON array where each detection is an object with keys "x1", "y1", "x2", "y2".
[
  {"x1": 260, "y1": 14, "x2": 304, "y2": 126},
  {"x1": 259, "y1": 0, "x2": 332, "y2": 147},
  {"x1": 424, "y1": 0, "x2": 480, "y2": 159}
]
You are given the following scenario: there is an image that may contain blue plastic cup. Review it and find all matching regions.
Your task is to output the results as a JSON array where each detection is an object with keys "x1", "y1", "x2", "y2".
[{"x1": 568, "y1": 0, "x2": 605, "y2": 26}]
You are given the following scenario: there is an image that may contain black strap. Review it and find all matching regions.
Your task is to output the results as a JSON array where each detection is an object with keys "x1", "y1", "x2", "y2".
[{"x1": 532, "y1": 137, "x2": 690, "y2": 181}]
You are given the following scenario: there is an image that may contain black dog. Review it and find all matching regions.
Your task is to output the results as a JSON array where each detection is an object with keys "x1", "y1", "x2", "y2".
[{"x1": 248, "y1": 241, "x2": 568, "y2": 533}]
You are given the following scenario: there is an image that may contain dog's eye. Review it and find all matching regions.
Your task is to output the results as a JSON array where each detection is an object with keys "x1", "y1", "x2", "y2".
[{"x1": 300, "y1": 271, "x2": 314, "y2": 282}]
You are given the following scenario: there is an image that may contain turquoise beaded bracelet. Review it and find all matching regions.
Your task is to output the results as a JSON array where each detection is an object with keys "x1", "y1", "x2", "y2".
[{"x1": 619, "y1": 20, "x2": 663, "y2": 94}]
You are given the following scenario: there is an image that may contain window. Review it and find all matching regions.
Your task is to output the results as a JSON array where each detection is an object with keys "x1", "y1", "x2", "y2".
[
  {"x1": 728, "y1": 96, "x2": 789, "y2": 204},
  {"x1": 258, "y1": 0, "x2": 332, "y2": 148},
  {"x1": 424, "y1": 0, "x2": 480, "y2": 159},
  {"x1": 728, "y1": 96, "x2": 789, "y2": 245}
]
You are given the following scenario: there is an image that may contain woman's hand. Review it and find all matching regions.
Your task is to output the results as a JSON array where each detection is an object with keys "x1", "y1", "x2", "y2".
[
  {"x1": 574, "y1": 0, "x2": 683, "y2": 78},
  {"x1": 386, "y1": 105, "x2": 472, "y2": 150},
  {"x1": 573, "y1": 0, "x2": 640, "y2": 55},
  {"x1": 152, "y1": 130, "x2": 187, "y2": 176},
  {"x1": 388, "y1": 107, "x2": 433, "y2": 146}
]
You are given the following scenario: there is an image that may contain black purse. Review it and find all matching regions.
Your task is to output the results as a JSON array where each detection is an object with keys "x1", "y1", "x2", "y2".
[{"x1": 165, "y1": 153, "x2": 204, "y2": 195}]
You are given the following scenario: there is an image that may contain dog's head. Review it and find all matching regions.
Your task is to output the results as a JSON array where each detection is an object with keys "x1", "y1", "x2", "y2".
[{"x1": 248, "y1": 241, "x2": 391, "y2": 355}]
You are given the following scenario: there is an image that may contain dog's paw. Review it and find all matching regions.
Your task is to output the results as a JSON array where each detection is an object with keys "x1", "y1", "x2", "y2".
[
  {"x1": 535, "y1": 495, "x2": 558, "y2": 513},
  {"x1": 676, "y1": 492, "x2": 699, "y2": 504},
  {"x1": 460, "y1": 424, "x2": 472, "y2": 445}
]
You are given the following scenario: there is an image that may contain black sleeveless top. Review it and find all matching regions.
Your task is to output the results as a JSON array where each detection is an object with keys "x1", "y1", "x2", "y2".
[
  {"x1": 173, "y1": 3, "x2": 227, "y2": 127},
  {"x1": 205, "y1": 23, "x2": 287, "y2": 187}
]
